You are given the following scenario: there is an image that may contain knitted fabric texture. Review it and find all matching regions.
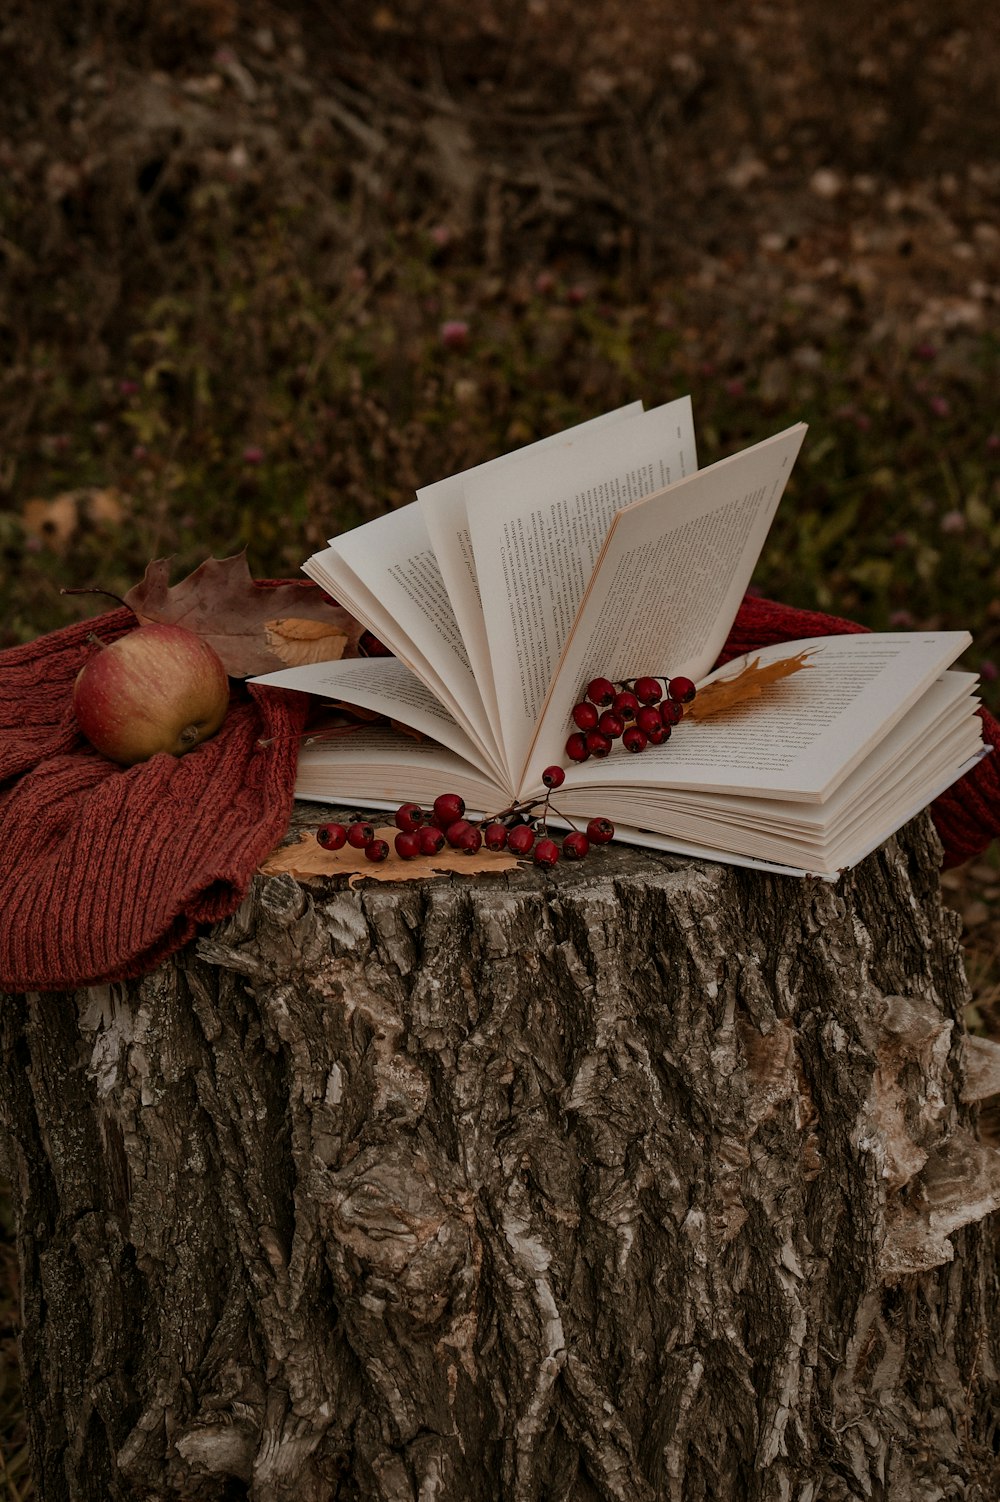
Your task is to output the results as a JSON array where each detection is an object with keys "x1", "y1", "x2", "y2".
[
  {"x1": 0, "y1": 607, "x2": 309, "y2": 992},
  {"x1": 1, "y1": 594, "x2": 997, "y2": 993}
]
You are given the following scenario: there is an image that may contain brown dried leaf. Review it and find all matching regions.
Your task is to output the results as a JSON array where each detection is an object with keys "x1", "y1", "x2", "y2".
[
  {"x1": 259, "y1": 827, "x2": 521, "y2": 886},
  {"x1": 124, "y1": 552, "x2": 366, "y2": 677},
  {"x1": 321, "y1": 704, "x2": 427, "y2": 744},
  {"x1": 327, "y1": 701, "x2": 381, "y2": 722},
  {"x1": 389, "y1": 720, "x2": 428, "y2": 745},
  {"x1": 264, "y1": 618, "x2": 350, "y2": 666},
  {"x1": 687, "y1": 650, "x2": 815, "y2": 720}
]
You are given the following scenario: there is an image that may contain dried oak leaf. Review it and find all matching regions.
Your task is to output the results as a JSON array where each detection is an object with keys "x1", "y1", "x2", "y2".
[
  {"x1": 687, "y1": 650, "x2": 815, "y2": 720},
  {"x1": 260, "y1": 827, "x2": 521, "y2": 886},
  {"x1": 323, "y1": 701, "x2": 428, "y2": 745},
  {"x1": 124, "y1": 552, "x2": 365, "y2": 677}
]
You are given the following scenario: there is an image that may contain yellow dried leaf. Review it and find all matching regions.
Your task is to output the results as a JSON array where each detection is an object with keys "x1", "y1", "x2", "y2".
[
  {"x1": 264, "y1": 617, "x2": 350, "y2": 666},
  {"x1": 22, "y1": 495, "x2": 79, "y2": 549},
  {"x1": 259, "y1": 827, "x2": 522, "y2": 886},
  {"x1": 21, "y1": 487, "x2": 126, "y2": 551},
  {"x1": 687, "y1": 650, "x2": 815, "y2": 720}
]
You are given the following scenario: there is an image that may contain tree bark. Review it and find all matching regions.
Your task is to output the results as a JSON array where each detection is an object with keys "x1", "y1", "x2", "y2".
[{"x1": 3, "y1": 810, "x2": 1000, "y2": 1501}]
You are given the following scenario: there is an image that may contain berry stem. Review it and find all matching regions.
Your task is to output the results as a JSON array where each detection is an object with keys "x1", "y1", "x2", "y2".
[{"x1": 543, "y1": 801, "x2": 583, "y2": 832}]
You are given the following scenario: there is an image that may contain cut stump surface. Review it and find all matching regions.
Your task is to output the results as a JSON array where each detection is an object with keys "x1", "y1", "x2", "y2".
[{"x1": 3, "y1": 809, "x2": 1000, "y2": 1500}]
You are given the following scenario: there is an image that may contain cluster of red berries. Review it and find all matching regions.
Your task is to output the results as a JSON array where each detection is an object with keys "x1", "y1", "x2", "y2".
[
  {"x1": 314, "y1": 670, "x2": 695, "y2": 873},
  {"x1": 316, "y1": 778, "x2": 615, "y2": 870},
  {"x1": 565, "y1": 674, "x2": 696, "y2": 762}
]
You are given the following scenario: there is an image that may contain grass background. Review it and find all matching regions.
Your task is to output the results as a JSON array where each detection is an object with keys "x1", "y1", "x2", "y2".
[{"x1": 1, "y1": 0, "x2": 999, "y2": 1490}]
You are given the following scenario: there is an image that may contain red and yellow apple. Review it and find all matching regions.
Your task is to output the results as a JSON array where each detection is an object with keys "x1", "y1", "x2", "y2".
[{"x1": 73, "y1": 623, "x2": 230, "y2": 765}]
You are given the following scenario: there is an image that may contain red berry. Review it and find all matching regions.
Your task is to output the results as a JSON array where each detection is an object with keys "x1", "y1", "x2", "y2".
[
  {"x1": 660, "y1": 699, "x2": 684, "y2": 726},
  {"x1": 598, "y1": 710, "x2": 625, "y2": 739},
  {"x1": 457, "y1": 826, "x2": 483, "y2": 854},
  {"x1": 562, "y1": 831, "x2": 590, "y2": 860},
  {"x1": 646, "y1": 723, "x2": 668, "y2": 745},
  {"x1": 347, "y1": 821, "x2": 375, "y2": 849},
  {"x1": 542, "y1": 765, "x2": 566, "y2": 789},
  {"x1": 394, "y1": 801, "x2": 426, "y2": 833},
  {"x1": 572, "y1": 701, "x2": 599, "y2": 731},
  {"x1": 394, "y1": 830, "x2": 421, "y2": 859},
  {"x1": 668, "y1": 676, "x2": 696, "y2": 703},
  {"x1": 586, "y1": 676, "x2": 616, "y2": 707},
  {"x1": 317, "y1": 822, "x2": 347, "y2": 850},
  {"x1": 634, "y1": 676, "x2": 663, "y2": 705},
  {"x1": 433, "y1": 792, "x2": 465, "y2": 825},
  {"x1": 417, "y1": 825, "x2": 446, "y2": 856},
  {"x1": 585, "y1": 730, "x2": 612, "y2": 758},
  {"x1": 586, "y1": 816, "x2": 615, "y2": 844},
  {"x1": 507, "y1": 824, "x2": 536, "y2": 855},
  {"x1": 483, "y1": 821, "x2": 509, "y2": 851},
  {"x1": 565, "y1": 732, "x2": 590, "y2": 763},
  {"x1": 636, "y1": 705, "x2": 662, "y2": 736},
  {"x1": 445, "y1": 818, "x2": 474, "y2": 848},
  {"x1": 622, "y1": 726, "x2": 647, "y2": 753},
  {"x1": 365, "y1": 838, "x2": 390, "y2": 862},
  {"x1": 534, "y1": 838, "x2": 560, "y2": 869},
  {"x1": 613, "y1": 690, "x2": 639, "y2": 720}
]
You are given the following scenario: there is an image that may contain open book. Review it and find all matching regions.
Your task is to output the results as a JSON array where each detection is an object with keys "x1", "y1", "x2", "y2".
[{"x1": 254, "y1": 400, "x2": 985, "y2": 877}]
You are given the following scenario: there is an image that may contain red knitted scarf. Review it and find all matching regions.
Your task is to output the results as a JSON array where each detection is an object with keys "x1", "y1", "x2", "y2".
[{"x1": 1, "y1": 594, "x2": 997, "y2": 992}]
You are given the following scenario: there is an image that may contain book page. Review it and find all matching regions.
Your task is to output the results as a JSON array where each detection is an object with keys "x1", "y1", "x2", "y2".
[
  {"x1": 463, "y1": 398, "x2": 697, "y2": 770},
  {"x1": 580, "y1": 674, "x2": 978, "y2": 836},
  {"x1": 565, "y1": 728, "x2": 983, "y2": 872},
  {"x1": 556, "y1": 674, "x2": 982, "y2": 872},
  {"x1": 660, "y1": 673, "x2": 979, "y2": 834},
  {"x1": 251, "y1": 656, "x2": 503, "y2": 783},
  {"x1": 311, "y1": 503, "x2": 500, "y2": 760},
  {"x1": 293, "y1": 725, "x2": 505, "y2": 816},
  {"x1": 303, "y1": 539, "x2": 499, "y2": 767},
  {"x1": 418, "y1": 401, "x2": 644, "y2": 744},
  {"x1": 520, "y1": 423, "x2": 807, "y2": 788},
  {"x1": 554, "y1": 632, "x2": 972, "y2": 802}
]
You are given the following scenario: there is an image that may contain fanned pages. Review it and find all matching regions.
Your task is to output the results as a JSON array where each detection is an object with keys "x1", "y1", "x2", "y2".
[
  {"x1": 419, "y1": 400, "x2": 645, "y2": 750},
  {"x1": 462, "y1": 397, "x2": 696, "y2": 769},
  {"x1": 520, "y1": 423, "x2": 806, "y2": 788},
  {"x1": 253, "y1": 399, "x2": 985, "y2": 878}
]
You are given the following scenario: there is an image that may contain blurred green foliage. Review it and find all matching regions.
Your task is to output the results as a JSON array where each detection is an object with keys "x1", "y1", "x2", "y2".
[
  {"x1": 1, "y1": 0, "x2": 998, "y2": 699},
  {"x1": 4, "y1": 216, "x2": 997, "y2": 697}
]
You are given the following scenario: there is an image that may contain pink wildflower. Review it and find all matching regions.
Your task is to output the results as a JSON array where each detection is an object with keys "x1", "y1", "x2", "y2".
[{"x1": 440, "y1": 320, "x2": 470, "y2": 351}]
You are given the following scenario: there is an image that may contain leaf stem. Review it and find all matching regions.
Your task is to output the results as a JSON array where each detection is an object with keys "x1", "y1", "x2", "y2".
[{"x1": 61, "y1": 586, "x2": 136, "y2": 617}]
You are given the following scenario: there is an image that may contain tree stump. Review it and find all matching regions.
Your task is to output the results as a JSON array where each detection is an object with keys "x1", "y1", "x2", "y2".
[{"x1": 3, "y1": 809, "x2": 1000, "y2": 1501}]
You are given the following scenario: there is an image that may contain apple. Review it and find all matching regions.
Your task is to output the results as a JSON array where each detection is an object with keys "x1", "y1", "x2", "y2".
[{"x1": 73, "y1": 623, "x2": 230, "y2": 765}]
